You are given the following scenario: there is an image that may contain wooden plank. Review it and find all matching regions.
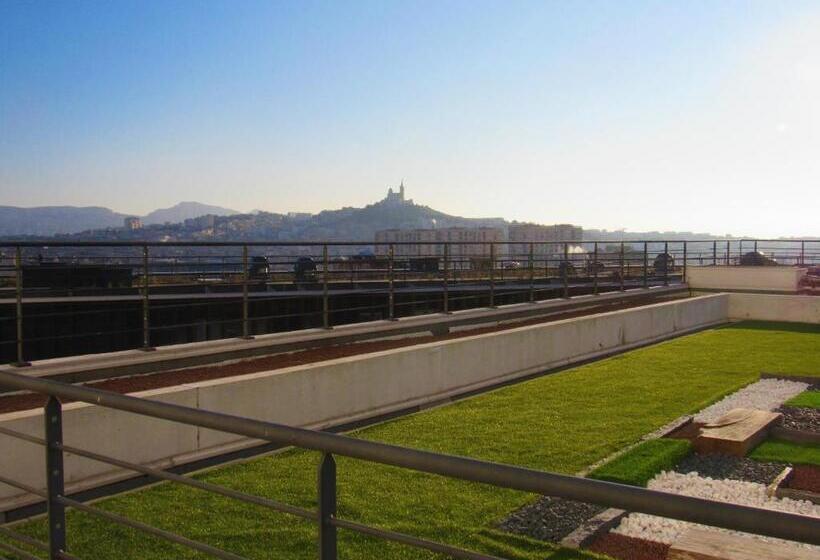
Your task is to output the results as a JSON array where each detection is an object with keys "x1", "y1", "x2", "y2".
[
  {"x1": 668, "y1": 528, "x2": 820, "y2": 560},
  {"x1": 694, "y1": 408, "x2": 782, "y2": 456}
]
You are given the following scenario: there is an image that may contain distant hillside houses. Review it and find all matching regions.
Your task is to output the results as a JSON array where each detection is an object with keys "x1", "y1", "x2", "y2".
[{"x1": 375, "y1": 222, "x2": 584, "y2": 257}]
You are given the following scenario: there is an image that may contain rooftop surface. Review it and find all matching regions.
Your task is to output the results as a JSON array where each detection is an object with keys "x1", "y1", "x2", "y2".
[{"x1": 3, "y1": 320, "x2": 819, "y2": 559}]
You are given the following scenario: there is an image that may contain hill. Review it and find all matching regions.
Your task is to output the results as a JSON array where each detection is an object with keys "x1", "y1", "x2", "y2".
[
  {"x1": 0, "y1": 206, "x2": 126, "y2": 236},
  {"x1": 142, "y1": 202, "x2": 238, "y2": 224}
]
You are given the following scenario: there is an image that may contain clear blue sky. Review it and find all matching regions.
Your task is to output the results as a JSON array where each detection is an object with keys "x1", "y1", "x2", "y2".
[{"x1": 1, "y1": 0, "x2": 818, "y2": 236}]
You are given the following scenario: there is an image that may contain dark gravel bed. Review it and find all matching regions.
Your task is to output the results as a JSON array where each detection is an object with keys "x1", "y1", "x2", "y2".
[
  {"x1": 587, "y1": 533, "x2": 670, "y2": 560},
  {"x1": 499, "y1": 496, "x2": 605, "y2": 542},
  {"x1": 777, "y1": 405, "x2": 820, "y2": 433},
  {"x1": 674, "y1": 453, "x2": 785, "y2": 484}
]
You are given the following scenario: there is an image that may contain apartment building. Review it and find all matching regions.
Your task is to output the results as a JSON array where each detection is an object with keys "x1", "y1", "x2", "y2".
[
  {"x1": 375, "y1": 227, "x2": 504, "y2": 257},
  {"x1": 507, "y1": 223, "x2": 583, "y2": 256}
]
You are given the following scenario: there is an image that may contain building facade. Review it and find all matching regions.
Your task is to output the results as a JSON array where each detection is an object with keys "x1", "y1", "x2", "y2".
[
  {"x1": 507, "y1": 223, "x2": 583, "y2": 256},
  {"x1": 375, "y1": 227, "x2": 504, "y2": 257},
  {"x1": 123, "y1": 217, "x2": 143, "y2": 230}
]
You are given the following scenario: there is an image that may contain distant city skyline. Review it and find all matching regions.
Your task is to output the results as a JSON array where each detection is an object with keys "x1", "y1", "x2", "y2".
[{"x1": 2, "y1": 1, "x2": 819, "y2": 238}]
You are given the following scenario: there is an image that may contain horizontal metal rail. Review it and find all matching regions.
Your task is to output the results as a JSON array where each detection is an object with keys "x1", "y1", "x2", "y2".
[
  {"x1": 1, "y1": 238, "x2": 819, "y2": 246},
  {"x1": 0, "y1": 526, "x2": 49, "y2": 554},
  {"x1": 330, "y1": 517, "x2": 505, "y2": 560},
  {"x1": 0, "y1": 369, "x2": 818, "y2": 549},
  {"x1": 0, "y1": 464, "x2": 246, "y2": 560},
  {"x1": 0, "y1": 524, "x2": 79, "y2": 560},
  {"x1": 0, "y1": 425, "x2": 315, "y2": 521},
  {"x1": 57, "y1": 495, "x2": 247, "y2": 560},
  {"x1": 0, "y1": 540, "x2": 42, "y2": 560}
]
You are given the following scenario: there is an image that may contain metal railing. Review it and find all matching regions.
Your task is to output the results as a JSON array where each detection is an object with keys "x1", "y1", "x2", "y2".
[
  {"x1": 0, "y1": 239, "x2": 817, "y2": 366},
  {"x1": 0, "y1": 369, "x2": 818, "y2": 559}
]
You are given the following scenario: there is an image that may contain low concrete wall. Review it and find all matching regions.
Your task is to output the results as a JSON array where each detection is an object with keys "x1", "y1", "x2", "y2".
[
  {"x1": 687, "y1": 266, "x2": 807, "y2": 293},
  {"x1": 0, "y1": 294, "x2": 729, "y2": 511},
  {"x1": 728, "y1": 293, "x2": 820, "y2": 324}
]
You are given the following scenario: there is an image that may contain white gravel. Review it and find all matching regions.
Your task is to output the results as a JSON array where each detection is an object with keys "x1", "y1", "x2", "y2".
[
  {"x1": 613, "y1": 471, "x2": 820, "y2": 551},
  {"x1": 694, "y1": 378, "x2": 809, "y2": 423}
]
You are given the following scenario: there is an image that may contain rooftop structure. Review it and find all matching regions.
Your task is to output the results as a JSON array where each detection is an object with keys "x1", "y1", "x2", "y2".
[
  {"x1": 0, "y1": 238, "x2": 818, "y2": 560},
  {"x1": 123, "y1": 216, "x2": 142, "y2": 230},
  {"x1": 508, "y1": 222, "x2": 584, "y2": 256},
  {"x1": 374, "y1": 226, "x2": 504, "y2": 256}
]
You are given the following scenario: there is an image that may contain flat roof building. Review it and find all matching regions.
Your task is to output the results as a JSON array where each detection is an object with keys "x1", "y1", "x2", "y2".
[{"x1": 375, "y1": 227, "x2": 503, "y2": 257}]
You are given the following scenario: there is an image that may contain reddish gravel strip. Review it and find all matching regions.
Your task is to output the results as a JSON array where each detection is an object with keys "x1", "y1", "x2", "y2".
[
  {"x1": 789, "y1": 465, "x2": 820, "y2": 494},
  {"x1": 587, "y1": 533, "x2": 670, "y2": 560},
  {"x1": 0, "y1": 296, "x2": 678, "y2": 415}
]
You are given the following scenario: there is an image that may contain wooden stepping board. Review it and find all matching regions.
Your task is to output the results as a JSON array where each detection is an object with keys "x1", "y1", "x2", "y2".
[
  {"x1": 668, "y1": 528, "x2": 820, "y2": 560},
  {"x1": 694, "y1": 408, "x2": 782, "y2": 457}
]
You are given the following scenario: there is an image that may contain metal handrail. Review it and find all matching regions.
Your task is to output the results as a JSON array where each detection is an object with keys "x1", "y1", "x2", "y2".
[
  {"x1": 1, "y1": 238, "x2": 816, "y2": 367},
  {"x1": 0, "y1": 368, "x2": 818, "y2": 560},
  {"x1": 1, "y1": 238, "x2": 818, "y2": 246}
]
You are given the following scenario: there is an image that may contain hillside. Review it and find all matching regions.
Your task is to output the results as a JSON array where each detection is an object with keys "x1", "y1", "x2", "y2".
[
  {"x1": 290, "y1": 198, "x2": 506, "y2": 241},
  {"x1": 0, "y1": 206, "x2": 126, "y2": 236},
  {"x1": 142, "y1": 202, "x2": 238, "y2": 224}
]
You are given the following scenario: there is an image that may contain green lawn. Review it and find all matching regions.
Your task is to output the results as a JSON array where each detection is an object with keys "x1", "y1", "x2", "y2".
[
  {"x1": 3, "y1": 320, "x2": 819, "y2": 560},
  {"x1": 785, "y1": 390, "x2": 820, "y2": 409},
  {"x1": 589, "y1": 439, "x2": 692, "y2": 487},
  {"x1": 749, "y1": 439, "x2": 820, "y2": 467}
]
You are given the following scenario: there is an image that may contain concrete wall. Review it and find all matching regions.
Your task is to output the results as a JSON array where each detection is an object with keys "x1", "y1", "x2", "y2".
[
  {"x1": 0, "y1": 294, "x2": 730, "y2": 511},
  {"x1": 686, "y1": 266, "x2": 807, "y2": 293},
  {"x1": 728, "y1": 293, "x2": 820, "y2": 324}
]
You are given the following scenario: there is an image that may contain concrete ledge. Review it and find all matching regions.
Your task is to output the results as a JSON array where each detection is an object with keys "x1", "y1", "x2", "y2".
[
  {"x1": 687, "y1": 266, "x2": 807, "y2": 293},
  {"x1": 0, "y1": 294, "x2": 728, "y2": 512},
  {"x1": 728, "y1": 293, "x2": 820, "y2": 324}
]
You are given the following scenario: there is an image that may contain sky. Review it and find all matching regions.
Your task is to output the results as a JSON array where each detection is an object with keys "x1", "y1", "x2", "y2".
[{"x1": 1, "y1": 0, "x2": 818, "y2": 237}]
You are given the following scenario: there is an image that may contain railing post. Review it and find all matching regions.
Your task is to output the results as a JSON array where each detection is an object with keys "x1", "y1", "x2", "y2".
[
  {"x1": 241, "y1": 245, "x2": 252, "y2": 339},
  {"x1": 801, "y1": 240, "x2": 805, "y2": 266},
  {"x1": 562, "y1": 242, "x2": 569, "y2": 298},
  {"x1": 489, "y1": 243, "x2": 496, "y2": 308},
  {"x1": 141, "y1": 245, "x2": 154, "y2": 351},
  {"x1": 442, "y1": 243, "x2": 450, "y2": 314},
  {"x1": 317, "y1": 453, "x2": 337, "y2": 560},
  {"x1": 592, "y1": 242, "x2": 598, "y2": 295},
  {"x1": 322, "y1": 245, "x2": 330, "y2": 329},
  {"x1": 642, "y1": 242, "x2": 648, "y2": 288},
  {"x1": 388, "y1": 244, "x2": 396, "y2": 321},
  {"x1": 663, "y1": 241, "x2": 669, "y2": 286},
  {"x1": 682, "y1": 241, "x2": 687, "y2": 284},
  {"x1": 528, "y1": 243, "x2": 535, "y2": 303},
  {"x1": 726, "y1": 240, "x2": 730, "y2": 266},
  {"x1": 14, "y1": 246, "x2": 30, "y2": 367},
  {"x1": 713, "y1": 240, "x2": 717, "y2": 266},
  {"x1": 619, "y1": 242, "x2": 625, "y2": 292},
  {"x1": 45, "y1": 397, "x2": 66, "y2": 559}
]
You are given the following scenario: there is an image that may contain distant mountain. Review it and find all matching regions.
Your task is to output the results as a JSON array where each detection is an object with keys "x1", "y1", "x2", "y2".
[
  {"x1": 142, "y1": 201, "x2": 238, "y2": 225},
  {"x1": 0, "y1": 206, "x2": 126, "y2": 236}
]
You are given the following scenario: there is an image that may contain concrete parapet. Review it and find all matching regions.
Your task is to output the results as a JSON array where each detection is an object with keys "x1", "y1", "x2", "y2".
[
  {"x1": 687, "y1": 266, "x2": 807, "y2": 293},
  {"x1": 0, "y1": 294, "x2": 730, "y2": 512},
  {"x1": 728, "y1": 293, "x2": 820, "y2": 324}
]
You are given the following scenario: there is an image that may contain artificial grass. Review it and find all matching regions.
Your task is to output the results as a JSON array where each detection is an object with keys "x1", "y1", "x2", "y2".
[
  {"x1": 588, "y1": 439, "x2": 692, "y2": 487},
  {"x1": 785, "y1": 390, "x2": 820, "y2": 409},
  {"x1": 2, "y1": 320, "x2": 819, "y2": 560},
  {"x1": 749, "y1": 439, "x2": 820, "y2": 467}
]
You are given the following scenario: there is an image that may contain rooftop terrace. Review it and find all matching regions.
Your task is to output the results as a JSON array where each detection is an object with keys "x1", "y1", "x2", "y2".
[{"x1": 1, "y1": 320, "x2": 818, "y2": 559}]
